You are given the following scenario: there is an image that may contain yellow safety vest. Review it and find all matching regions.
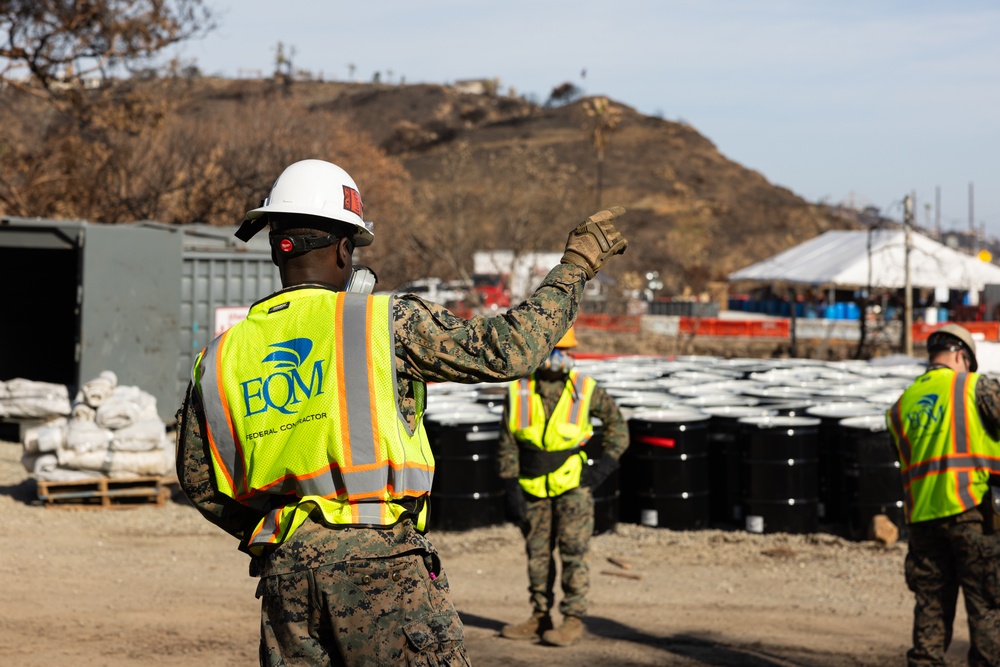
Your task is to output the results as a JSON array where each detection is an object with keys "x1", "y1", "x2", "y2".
[
  {"x1": 886, "y1": 367, "x2": 1000, "y2": 523},
  {"x1": 508, "y1": 371, "x2": 596, "y2": 498},
  {"x1": 193, "y1": 286, "x2": 433, "y2": 554}
]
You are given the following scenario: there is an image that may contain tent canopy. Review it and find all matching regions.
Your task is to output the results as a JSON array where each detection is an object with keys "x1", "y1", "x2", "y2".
[{"x1": 728, "y1": 229, "x2": 1000, "y2": 292}]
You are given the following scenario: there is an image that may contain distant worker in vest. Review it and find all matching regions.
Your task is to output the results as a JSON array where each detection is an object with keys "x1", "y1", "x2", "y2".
[
  {"x1": 497, "y1": 326, "x2": 629, "y2": 647},
  {"x1": 886, "y1": 323, "x2": 1000, "y2": 667},
  {"x1": 174, "y1": 158, "x2": 628, "y2": 667}
]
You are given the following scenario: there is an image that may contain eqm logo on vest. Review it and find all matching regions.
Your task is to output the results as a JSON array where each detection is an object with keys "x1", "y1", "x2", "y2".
[
  {"x1": 240, "y1": 338, "x2": 327, "y2": 419},
  {"x1": 906, "y1": 394, "x2": 943, "y2": 429}
]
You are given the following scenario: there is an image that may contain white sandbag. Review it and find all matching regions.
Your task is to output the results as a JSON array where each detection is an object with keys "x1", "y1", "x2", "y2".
[
  {"x1": 81, "y1": 370, "x2": 118, "y2": 408},
  {"x1": 95, "y1": 386, "x2": 158, "y2": 430},
  {"x1": 71, "y1": 402, "x2": 97, "y2": 422},
  {"x1": 21, "y1": 452, "x2": 59, "y2": 476},
  {"x1": 0, "y1": 379, "x2": 72, "y2": 418},
  {"x1": 33, "y1": 465, "x2": 108, "y2": 482},
  {"x1": 65, "y1": 421, "x2": 114, "y2": 453},
  {"x1": 22, "y1": 417, "x2": 68, "y2": 454},
  {"x1": 111, "y1": 418, "x2": 167, "y2": 452},
  {"x1": 56, "y1": 447, "x2": 172, "y2": 477}
]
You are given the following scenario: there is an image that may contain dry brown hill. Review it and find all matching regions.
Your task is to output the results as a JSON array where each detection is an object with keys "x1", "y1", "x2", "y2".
[
  {"x1": 1, "y1": 76, "x2": 858, "y2": 296},
  {"x1": 307, "y1": 81, "x2": 857, "y2": 294}
]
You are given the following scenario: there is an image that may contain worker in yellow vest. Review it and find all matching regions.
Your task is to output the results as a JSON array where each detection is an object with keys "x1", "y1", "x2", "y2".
[
  {"x1": 497, "y1": 326, "x2": 629, "y2": 647},
  {"x1": 175, "y1": 159, "x2": 628, "y2": 667},
  {"x1": 886, "y1": 323, "x2": 1000, "y2": 666}
]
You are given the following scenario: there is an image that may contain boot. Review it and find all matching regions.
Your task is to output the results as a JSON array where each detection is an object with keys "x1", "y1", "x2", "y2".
[
  {"x1": 500, "y1": 611, "x2": 551, "y2": 640},
  {"x1": 541, "y1": 615, "x2": 585, "y2": 647}
]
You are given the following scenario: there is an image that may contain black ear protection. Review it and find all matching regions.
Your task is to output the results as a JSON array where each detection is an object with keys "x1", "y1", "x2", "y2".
[{"x1": 270, "y1": 233, "x2": 342, "y2": 258}]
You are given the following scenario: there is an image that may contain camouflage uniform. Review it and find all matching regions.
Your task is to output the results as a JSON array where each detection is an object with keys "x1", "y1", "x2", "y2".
[
  {"x1": 498, "y1": 378, "x2": 628, "y2": 618},
  {"x1": 896, "y1": 365, "x2": 1000, "y2": 667},
  {"x1": 177, "y1": 264, "x2": 588, "y2": 667}
]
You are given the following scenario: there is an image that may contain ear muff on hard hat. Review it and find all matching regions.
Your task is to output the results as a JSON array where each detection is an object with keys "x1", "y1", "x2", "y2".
[
  {"x1": 235, "y1": 159, "x2": 375, "y2": 246},
  {"x1": 927, "y1": 324, "x2": 978, "y2": 372}
]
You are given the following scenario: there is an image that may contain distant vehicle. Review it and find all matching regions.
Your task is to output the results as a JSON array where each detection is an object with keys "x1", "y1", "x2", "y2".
[
  {"x1": 471, "y1": 273, "x2": 510, "y2": 310},
  {"x1": 394, "y1": 277, "x2": 468, "y2": 305},
  {"x1": 393, "y1": 274, "x2": 510, "y2": 312}
]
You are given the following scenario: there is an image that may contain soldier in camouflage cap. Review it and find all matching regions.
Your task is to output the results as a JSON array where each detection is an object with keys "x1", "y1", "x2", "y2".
[
  {"x1": 886, "y1": 324, "x2": 1000, "y2": 666},
  {"x1": 175, "y1": 159, "x2": 628, "y2": 666}
]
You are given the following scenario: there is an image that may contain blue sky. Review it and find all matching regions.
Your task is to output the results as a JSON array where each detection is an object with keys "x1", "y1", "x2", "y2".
[{"x1": 176, "y1": 1, "x2": 1000, "y2": 236}]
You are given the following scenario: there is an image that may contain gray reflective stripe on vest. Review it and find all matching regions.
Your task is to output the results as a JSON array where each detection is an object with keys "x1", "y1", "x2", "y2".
[
  {"x1": 953, "y1": 372, "x2": 970, "y2": 454},
  {"x1": 902, "y1": 453, "x2": 1000, "y2": 484},
  {"x1": 341, "y1": 295, "x2": 387, "y2": 494},
  {"x1": 198, "y1": 335, "x2": 250, "y2": 499},
  {"x1": 517, "y1": 378, "x2": 532, "y2": 430},
  {"x1": 956, "y1": 470, "x2": 976, "y2": 511},
  {"x1": 255, "y1": 508, "x2": 282, "y2": 545},
  {"x1": 355, "y1": 502, "x2": 385, "y2": 524},
  {"x1": 567, "y1": 373, "x2": 584, "y2": 423}
]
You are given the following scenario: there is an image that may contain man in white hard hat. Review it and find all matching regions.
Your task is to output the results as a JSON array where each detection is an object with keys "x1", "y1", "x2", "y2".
[
  {"x1": 886, "y1": 323, "x2": 1000, "y2": 666},
  {"x1": 497, "y1": 325, "x2": 629, "y2": 647},
  {"x1": 175, "y1": 158, "x2": 629, "y2": 666}
]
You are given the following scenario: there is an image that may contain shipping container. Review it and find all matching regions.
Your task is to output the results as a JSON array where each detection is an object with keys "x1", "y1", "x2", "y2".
[{"x1": 0, "y1": 218, "x2": 278, "y2": 423}]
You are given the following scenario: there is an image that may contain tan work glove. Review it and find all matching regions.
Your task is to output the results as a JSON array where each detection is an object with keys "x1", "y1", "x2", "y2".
[{"x1": 560, "y1": 206, "x2": 628, "y2": 280}]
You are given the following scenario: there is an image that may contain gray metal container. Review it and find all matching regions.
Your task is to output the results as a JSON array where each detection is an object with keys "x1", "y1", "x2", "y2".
[{"x1": 0, "y1": 218, "x2": 278, "y2": 423}]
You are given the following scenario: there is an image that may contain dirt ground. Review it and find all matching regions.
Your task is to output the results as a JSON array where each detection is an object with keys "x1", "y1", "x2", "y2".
[{"x1": 0, "y1": 439, "x2": 973, "y2": 667}]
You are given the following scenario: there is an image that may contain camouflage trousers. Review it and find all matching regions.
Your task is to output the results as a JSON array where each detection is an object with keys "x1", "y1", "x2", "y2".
[
  {"x1": 257, "y1": 550, "x2": 471, "y2": 667},
  {"x1": 905, "y1": 505, "x2": 1000, "y2": 667},
  {"x1": 522, "y1": 485, "x2": 594, "y2": 618}
]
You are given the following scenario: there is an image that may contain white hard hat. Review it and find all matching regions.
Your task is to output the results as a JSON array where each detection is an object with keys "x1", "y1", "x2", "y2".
[{"x1": 240, "y1": 159, "x2": 374, "y2": 246}]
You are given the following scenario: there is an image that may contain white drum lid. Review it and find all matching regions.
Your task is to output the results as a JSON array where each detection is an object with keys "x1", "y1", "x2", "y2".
[
  {"x1": 806, "y1": 402, "x2": 884, "y2": 420},
  {"x1": 737, "y1": 415, "x2": 822, "y2": 429},
  {"x1": 839, "y1": 414, "x2": 888, "y2": 432},
  {"x1": 630, "y1": 408, "x2": 711, "y2": 424},
  {"x1": 701, "y1": 406, "x2": 778, "y2": 419}
]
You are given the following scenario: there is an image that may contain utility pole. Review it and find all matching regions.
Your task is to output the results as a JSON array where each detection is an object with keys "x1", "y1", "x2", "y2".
[
  {"x1": 935, "y1": 186, "x2": 941, "y2": 239},
  {"x1": 969, "y1": 182, "x2": 976, "y2": 237},
  {"x1": 903, "y1": 194, "x2": 913, "y2": 357}
]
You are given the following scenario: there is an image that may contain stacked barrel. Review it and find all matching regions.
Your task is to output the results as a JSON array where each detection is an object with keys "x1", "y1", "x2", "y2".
[{"x1": 422, "y1": 356, "x2": 920, "y2": 538}]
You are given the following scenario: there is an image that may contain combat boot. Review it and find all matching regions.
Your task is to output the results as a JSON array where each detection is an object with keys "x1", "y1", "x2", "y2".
[
  {"x1": 541, "y1": 615, "x2": 584, "y2": 647},
  {"x1": 500, "y1": 611, "x2": 551, "y2": 640}
]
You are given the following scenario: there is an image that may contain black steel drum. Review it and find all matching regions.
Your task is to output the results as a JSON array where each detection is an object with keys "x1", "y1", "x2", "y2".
[
  {"x1": 583, "y1": 421, "x2": 620, "y2": 536},
  {"x1": 622, "y1": 409, "x2": 711, "y2": 530},
  {"x1": 838, "y1": 415, "x2": 906, "y2": 540},
  {"x1": 805, "y1": 402, "x2": 885, "y2": 524},
  {"x1": 424, "y1": 410, "x2": 505, "y2": 531},
  {"x1": 738, "y1": 416, "x2": 821, "y2": 534},
  {"x1": 702, "y1": 405, "x2": 778, "y2": 526}
]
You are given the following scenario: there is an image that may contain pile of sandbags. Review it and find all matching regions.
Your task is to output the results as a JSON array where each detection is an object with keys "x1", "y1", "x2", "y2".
[
  {"x1": 0, "y1": 378, "x2": 72, "y2": 419},
  {"x1": 20, "y1": 371, "x2": 174, "y2": 482}
]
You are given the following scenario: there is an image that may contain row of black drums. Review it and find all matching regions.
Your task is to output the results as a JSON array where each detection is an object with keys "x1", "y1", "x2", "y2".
[
  {"x1": 421, "y1": 353, "x2": 918, "y2": 538},
  {"x1": 624, "y1": 406, "x2": 904, "y2": 537},
  {"x1": 423, "y1": 398, "x2": 905, "y2": 539},
  {"x1": 422, "y1": 405, "x2": 624, "y2": 535}
]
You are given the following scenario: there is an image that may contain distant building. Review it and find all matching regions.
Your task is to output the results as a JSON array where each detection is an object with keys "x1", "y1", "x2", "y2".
[{"x1": 451, "y1": 78, "x2": 499, "y2": 95}]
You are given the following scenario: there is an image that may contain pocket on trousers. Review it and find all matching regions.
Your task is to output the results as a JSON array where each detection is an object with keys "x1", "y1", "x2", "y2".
[
  {"x1": 403, "y1": 612, "x2": 468, "y2": 666},
  {"x1": 980, "y1": 537, "x2": 1000, "y2": 608}
]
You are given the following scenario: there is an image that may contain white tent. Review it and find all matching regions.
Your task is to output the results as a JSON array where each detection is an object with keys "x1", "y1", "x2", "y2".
[{"x1": 729, "y1": 229, "x2": 1000, "y2": 292}]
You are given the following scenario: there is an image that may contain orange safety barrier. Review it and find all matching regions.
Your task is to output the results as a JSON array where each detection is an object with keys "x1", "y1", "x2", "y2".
[
  {"x1": 575, "y1": 313, "x2": 642, "y2": 333},
  {"x1": 912, "y1": 321, "x2": 1000, "y2": 342},
  {"x1": 677, "y1": 317, "x2": 789, "y2": 338}
]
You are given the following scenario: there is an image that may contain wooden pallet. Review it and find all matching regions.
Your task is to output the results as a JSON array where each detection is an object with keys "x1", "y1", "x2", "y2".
[{"x1": 36, "y1": 475, "x2": 177, "y2": 510}]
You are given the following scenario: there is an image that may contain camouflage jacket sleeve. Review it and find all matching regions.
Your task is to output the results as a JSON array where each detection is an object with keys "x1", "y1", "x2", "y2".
[
  {"x1": 497, "y1": 396, "x2": 519, "y2": 480},
  {"x1": 393, "y1": 264, "x2": 586, "y2": 384},
  {"x1": 590, "y1": 383, "x2": 629, "y2": 461},
  {"x1": 975, "y1": 374, "x2": 1000, "y2": 442},
  {"x1": 176, "y1": 383, "x2": 264, "y2": 550}
]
